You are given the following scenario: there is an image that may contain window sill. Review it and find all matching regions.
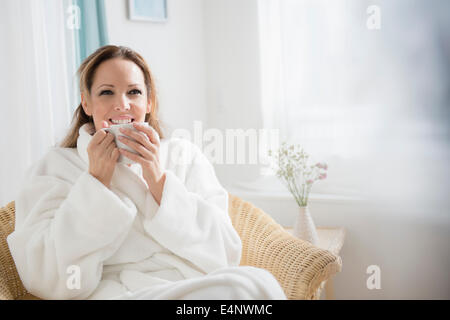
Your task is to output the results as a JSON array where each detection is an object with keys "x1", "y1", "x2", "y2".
[{"x1": 227, "y1": 176, "x2": 368, "y2": 205}]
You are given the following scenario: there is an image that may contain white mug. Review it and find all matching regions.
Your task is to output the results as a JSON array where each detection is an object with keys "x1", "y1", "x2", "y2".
[{"x1": 103, "y1": 122, "x2": 155, "y2": 165}]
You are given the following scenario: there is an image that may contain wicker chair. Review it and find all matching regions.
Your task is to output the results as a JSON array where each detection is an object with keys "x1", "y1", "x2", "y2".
[{"x1": 0, "y1": 194, "x2": 342, "y2": 300}]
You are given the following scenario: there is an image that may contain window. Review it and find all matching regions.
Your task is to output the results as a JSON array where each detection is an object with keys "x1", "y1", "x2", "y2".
[{"x1": 257, "y1": 0, "x2": 450, "y2": 196}]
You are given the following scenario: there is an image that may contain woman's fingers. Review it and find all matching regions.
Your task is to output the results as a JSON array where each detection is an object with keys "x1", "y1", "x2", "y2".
[
  {"x1": 119, "y1": 127, "x2": 157, "y2": 154},
  {"x1": 119, "y1": 149, "x2": 142, "y2": 163},
  {"x1": 90, "y1": 129, "x2": 108, "y2": 146},
  {"x1": 99, "y1": 132, "x2": 115, "y2": 150},
  {"x1": 105, "y1": 140, "x2": 116, "y2": 158},
  {"x1": 132, "y1": 122, "x2": 160, "y2": 146},
  {"x1": 111, "y1": 147, "x2": 120, "y2": 160},
  {"x1": 118, "y1": 135, "x2": 154, "y2": 160},
  {"x1": 111, "y1": 148, "x2": 120, "y2": 163},
  {"x1": 87, "y1": 129, "x2": 118, "y2": 189}
]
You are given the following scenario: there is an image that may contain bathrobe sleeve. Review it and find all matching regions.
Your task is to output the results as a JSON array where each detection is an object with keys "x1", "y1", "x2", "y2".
[
  {"x1": 6, "y1": 149, "x2": 137, "y2": 300},
  {"x1": 143, "y1": 140, "x2": 243, "y2": 274}
]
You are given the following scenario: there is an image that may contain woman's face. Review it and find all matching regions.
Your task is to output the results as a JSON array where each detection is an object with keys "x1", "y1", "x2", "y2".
[{"x1": 81, "y1": 58, "x2": 150, "y2": 132}]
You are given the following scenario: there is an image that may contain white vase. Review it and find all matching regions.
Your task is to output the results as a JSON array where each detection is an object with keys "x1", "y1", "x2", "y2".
[{"x1": 293, "y1": 206, "x2": 319, "y2": 246}]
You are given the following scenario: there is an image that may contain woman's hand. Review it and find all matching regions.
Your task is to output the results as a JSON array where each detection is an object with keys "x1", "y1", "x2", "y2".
[
  {"x1": 118, "y1": 123, "x2": 165, "y2": 205},
  {"x1": 87, "y1": 121, "x2": 120, "y2": 189}
]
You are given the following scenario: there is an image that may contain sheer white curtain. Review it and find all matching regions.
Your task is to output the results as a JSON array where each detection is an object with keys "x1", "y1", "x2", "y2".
[
  {"x1": 258, "y1": 0, "x2": 450, "y2": 199},
  {"x1": 258, "y1": 0, "x2": 380, "y2": 195},
  {"x1": 0, "y1": 0, "x2": 77, "y2": 206}
]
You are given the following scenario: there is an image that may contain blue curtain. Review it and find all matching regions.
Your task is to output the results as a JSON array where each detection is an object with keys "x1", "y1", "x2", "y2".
[
  {"x1": 73, "y1": 0, "x2": 109, "y2": 68},
  {"x1": 66, "y1": 0, "x2": 109, "y2": 112}
]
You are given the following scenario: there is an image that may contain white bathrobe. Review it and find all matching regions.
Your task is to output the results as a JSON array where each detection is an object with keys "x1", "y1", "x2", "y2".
[{"x1": 7, "y1": 123, "x2": 286, "y2": 300}]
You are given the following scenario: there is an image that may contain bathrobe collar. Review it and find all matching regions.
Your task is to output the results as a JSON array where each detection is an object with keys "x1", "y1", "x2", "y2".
[{"x1": 77, "y1": 122, "x2": 95, "y2": 166}]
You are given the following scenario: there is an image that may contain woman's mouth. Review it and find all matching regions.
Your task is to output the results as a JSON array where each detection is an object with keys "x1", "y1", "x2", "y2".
[{"x1": 109, "y1": 118, "x2": 135, "y2": 125}]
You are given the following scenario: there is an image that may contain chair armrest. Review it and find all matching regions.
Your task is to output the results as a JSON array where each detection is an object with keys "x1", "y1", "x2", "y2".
[
  {"x1": 0, "y1": 201, "x2": 30, "y2": 300},
  {"x1": 228, "y1": 194, "x2": 342, "y2": 300}
]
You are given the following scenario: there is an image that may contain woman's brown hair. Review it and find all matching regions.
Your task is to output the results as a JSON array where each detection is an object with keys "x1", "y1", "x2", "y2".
[{"x1": 59, "y1": 45, "x2": 164, "y2": 148}]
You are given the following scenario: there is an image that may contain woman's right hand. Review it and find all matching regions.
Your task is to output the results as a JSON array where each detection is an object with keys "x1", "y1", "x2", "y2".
[{"x1": 87, "y1": 121, "x2": 120, "y2": 188}]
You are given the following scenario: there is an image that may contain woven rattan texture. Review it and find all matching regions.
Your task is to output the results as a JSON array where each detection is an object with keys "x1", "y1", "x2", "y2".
[
  {"x1": 1, "y1": 195, "x2": 342, "y2": 300},
  {"x1": 0, "y1": 201, "x2": 30, "y2": 300},
  {"x1": 228, "y1": 194, "x2": 342, "y2": 300}
]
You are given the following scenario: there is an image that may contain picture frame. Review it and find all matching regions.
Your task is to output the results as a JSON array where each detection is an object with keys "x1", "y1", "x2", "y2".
[{"x1": 128, "y1": 0, "x2": 168, "y2": 22}]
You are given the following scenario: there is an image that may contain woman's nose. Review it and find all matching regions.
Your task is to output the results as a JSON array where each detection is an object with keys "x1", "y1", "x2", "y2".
[{"x1": 114, "y1": 94, "x2": 131, "y2": 111}]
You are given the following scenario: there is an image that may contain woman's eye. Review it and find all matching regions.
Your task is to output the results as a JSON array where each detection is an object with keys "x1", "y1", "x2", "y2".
[
  {"x1": 129, "y1": 89, "x2": 142, "y2": 95},
  {"x1": 100, "y1": 90, "x2": 113, "y2": 96}
]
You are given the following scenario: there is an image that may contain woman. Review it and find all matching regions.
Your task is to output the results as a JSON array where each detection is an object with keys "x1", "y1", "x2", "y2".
[{"x1": 7, "y1": 45, "x2": 286, "y2": 300}]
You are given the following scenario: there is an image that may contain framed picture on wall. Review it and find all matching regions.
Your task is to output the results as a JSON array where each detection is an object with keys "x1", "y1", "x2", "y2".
[{"x1": 128, "y1": 0, "x2": 168, "y2": 22}]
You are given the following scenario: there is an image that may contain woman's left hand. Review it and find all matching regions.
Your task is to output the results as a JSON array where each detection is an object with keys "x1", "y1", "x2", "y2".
[{"x1": 118, "y1": 123, "x2": 165, "y2": 205}]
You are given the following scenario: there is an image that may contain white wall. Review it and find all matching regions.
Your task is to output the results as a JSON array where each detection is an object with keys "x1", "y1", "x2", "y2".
[
  {"x1": 104, "y1": 0, "x2": 208, "y2": 136},
  {"x1": 203, "y1": 0, "x2": 264, "y2": 188}
]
